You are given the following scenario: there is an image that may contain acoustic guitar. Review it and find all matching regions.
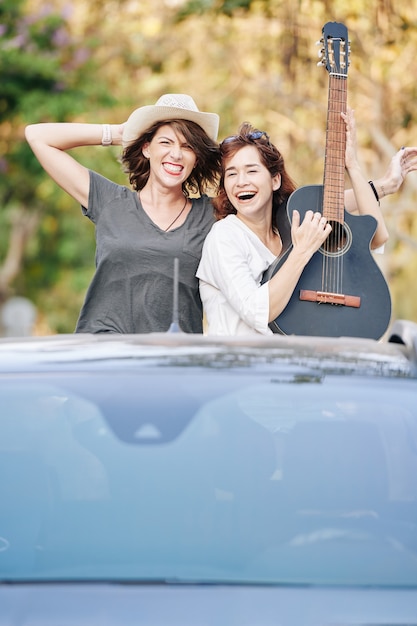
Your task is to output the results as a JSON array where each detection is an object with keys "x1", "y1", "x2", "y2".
[{"x1": 263, "y1": 21, "x2": 391, "y2": 339}]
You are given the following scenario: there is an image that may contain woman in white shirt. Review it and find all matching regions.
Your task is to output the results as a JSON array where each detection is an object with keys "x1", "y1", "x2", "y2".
[{"x1": 197, "y1": 109, "x2": 389, "y2": 335}]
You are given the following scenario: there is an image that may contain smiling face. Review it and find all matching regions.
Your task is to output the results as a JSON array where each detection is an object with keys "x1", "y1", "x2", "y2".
[
  {"x1": 223, "y1": 145, "x2": 281, "y2": 223},
  {"x1": 142, "y1": 124, "x2": 197, "y2": 189}
]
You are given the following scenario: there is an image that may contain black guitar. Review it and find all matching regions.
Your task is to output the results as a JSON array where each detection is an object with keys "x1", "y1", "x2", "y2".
[{"x1": 263, "y1": 21, "x2": 391, "y2": 340}]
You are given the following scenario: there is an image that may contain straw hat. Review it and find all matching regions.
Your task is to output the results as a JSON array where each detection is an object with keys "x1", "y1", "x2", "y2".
[{"x1": 122, "y1": 94, "x2": 219, "y2": 147}]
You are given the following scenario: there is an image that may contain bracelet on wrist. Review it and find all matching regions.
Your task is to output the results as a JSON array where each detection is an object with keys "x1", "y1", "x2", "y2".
[
  {"x1": 101, "y1": 124, "x2": 112, "y2": 146},
  {"x1": 368, "y1": 180, "x2": 380, "y2": 204}
]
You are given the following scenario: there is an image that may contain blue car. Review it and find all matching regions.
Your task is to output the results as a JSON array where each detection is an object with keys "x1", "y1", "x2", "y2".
[{"x1": 0, "y1": 321, "x2": 416, "y2": 625}]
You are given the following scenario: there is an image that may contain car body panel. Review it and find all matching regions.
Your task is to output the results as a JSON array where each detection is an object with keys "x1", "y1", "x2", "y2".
[
  {"x1": 0, "y1": 326, "x2": 416, "y2": 623},
  {"x1": 1, "y1": 585, "x2": 417, "y2": 626}
]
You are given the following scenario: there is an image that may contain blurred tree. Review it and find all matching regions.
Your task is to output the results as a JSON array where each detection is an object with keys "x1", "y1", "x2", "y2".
[{"x1": 0, "y1": 0, "x2": 117, "y2": 332}]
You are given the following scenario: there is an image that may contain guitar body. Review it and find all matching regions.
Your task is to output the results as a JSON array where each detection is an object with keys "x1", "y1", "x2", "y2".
[{"x1": 264, "y1": 184, "x2": 392, "y2": 339}]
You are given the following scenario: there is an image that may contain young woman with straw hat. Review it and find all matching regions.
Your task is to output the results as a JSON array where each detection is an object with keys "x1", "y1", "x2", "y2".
[{"x1": 25, "y1": 94, "x2": 221, "y2": 334}]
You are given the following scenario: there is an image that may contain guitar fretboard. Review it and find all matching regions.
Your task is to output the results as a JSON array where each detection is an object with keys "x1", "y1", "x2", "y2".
[{"x1": 322, "y1": 74, "x2": 347, "y2": 222}]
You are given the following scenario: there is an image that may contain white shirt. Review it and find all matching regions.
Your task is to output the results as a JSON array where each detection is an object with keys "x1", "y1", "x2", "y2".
[{"x1": 197, "y1": 215, "x2": 276, "y2": 336}]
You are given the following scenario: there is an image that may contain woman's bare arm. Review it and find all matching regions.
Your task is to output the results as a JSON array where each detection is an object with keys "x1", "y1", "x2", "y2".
[{"x1": 25, "y1": 123, "x2": 124, "y2": 207}]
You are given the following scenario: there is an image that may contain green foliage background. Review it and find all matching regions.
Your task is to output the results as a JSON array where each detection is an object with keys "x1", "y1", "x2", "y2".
[{"x1": 1, "y1": 0, "x2": 417, "y2": 334}]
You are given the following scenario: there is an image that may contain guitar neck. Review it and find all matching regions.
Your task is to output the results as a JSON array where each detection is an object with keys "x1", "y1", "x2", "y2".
[{"x1": 322, "y1": 73, "x2": 347, "y2": 222}]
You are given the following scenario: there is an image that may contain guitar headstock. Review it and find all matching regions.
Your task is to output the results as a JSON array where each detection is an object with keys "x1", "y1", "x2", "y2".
[{"x1": 317, "y1": 22, "x2": 349, "y2": 76}]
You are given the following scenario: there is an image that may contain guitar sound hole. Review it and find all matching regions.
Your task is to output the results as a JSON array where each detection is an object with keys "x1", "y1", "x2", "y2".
[{"x1": 321, "y1": 221, "x2": 351, "y2": 256}]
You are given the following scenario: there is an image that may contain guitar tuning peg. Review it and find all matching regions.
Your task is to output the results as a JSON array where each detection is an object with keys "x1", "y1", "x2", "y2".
[
  {"x1": 317, "y1": 48, "x2": 324, "y2": 58},
  {"x1": 317, "y1": 60, "x2": 325, "y2": 67},
  {"x1": 316, "y1": 38, "x2": 324, "y2": 45}
]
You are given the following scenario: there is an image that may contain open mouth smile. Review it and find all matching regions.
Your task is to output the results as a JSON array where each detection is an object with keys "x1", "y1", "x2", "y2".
[
  {"x1": 237, "y1": 192, "x2": 256, "y2": 201},
  {"x1": 163, "y1": 163, "x2": 184, "y2": 175}
]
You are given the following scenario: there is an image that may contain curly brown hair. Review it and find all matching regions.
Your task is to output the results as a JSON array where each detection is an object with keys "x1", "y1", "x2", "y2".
[
  {"x1": 213, "y1": 122, "x2": 297, "y2": 224},
  {"x1": 120, "y1": 119, "x2": 221, "y2": 197}
]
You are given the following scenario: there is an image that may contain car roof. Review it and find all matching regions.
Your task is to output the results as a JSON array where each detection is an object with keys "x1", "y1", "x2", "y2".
[{"x1": 0, "y1": 319, "x2": 416, "y2": 379}]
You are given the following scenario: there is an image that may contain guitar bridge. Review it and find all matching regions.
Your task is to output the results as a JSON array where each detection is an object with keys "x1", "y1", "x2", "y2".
[{"x1": 300, "y1": 289, "x2": 361, "y2": 308}]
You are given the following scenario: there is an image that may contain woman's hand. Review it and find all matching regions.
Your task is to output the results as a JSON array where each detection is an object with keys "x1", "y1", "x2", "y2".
[
  {"x1": 342, "y1": 108, "x2": 359, "y2": 171},
  {"x1": 291, "y1": 210, "x2": 332, "y2": 261},
  {"x1": 378, "y1": 146, "x2": 417, "y2": 196}
]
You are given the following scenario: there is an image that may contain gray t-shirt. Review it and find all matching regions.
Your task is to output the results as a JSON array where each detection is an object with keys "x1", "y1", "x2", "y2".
[{"x1": 75, "y1": 171, "x2": 215, "y2": 334}]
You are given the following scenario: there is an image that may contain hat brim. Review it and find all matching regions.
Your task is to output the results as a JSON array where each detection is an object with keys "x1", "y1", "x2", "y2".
[{"x1": 122, "y1": 105, "x2": 219, "y2": 147}]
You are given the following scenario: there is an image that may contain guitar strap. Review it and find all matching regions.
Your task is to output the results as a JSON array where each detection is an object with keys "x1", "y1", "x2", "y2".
[{"x1": 274, "y1": 199, "x2": 292, "y2": 258}]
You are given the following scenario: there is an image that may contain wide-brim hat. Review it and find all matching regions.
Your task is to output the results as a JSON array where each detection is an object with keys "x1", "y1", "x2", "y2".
[{"x1": 122, "y1": 94, "x2": 219, "y2": 147}]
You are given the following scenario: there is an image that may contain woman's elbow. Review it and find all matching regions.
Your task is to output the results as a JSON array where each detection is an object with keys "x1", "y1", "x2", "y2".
[
  {"x1": 24, "y1": 124, "x2": 39, "y2": 145},
  {"x1": 371, "y1": 228, "x2": 389, "y2": 250}
]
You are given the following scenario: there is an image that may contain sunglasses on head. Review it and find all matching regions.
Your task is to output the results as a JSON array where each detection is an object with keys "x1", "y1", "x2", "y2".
[{"x1": 221, "y1": 130, "x2": 270, "y2": 145}]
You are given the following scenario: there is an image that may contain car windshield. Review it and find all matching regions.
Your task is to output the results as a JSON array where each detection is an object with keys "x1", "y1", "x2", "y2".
[{"x1": 1, "y1": 367, "x2": 417, "y2": 587}]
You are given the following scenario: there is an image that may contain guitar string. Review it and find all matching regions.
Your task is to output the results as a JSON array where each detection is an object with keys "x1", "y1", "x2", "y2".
[{"x1": 337, "y1": 78, "x2": 347, "y2": 297}]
